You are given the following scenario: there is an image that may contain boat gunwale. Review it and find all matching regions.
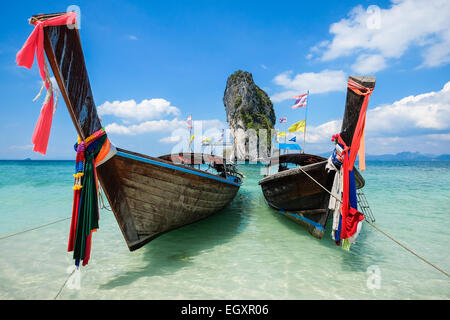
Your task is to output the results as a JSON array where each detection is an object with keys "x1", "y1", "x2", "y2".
[
  {"x1": 258, "y1": 160, "x2": 328, "y2": 185},
  {"x1": 114, "y1": 148, "x2": 242, "y2": 188},
  {"x1": 267, "y1": 153, "x2": 327, "y2": 166}
]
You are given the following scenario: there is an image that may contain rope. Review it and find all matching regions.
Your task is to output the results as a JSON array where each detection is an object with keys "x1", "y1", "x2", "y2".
[
  {"x1": 365, "y1": 220, "x2": 449, "y2": 278},
  {"x1": 54, "y1": 267, "x2": 76, "y2": 300},
  {"x1": 98, "y1": 186, "x2": 112, "y2": 211},
  {"x1": 0, "y1": 217, "x2": 70, "y2": 241},
  {"x1": 0, "y1": 216, "x2": 81, "y2": 299},
  {"x1": 296, "y1": 165, "x2": 450, "y2": 278},
  {"x1": 0, "y1": 186, "x2": 113, "y2": 241},
  {"x1": 0, "y1": 187, "x2": 113, "y2": 242}
]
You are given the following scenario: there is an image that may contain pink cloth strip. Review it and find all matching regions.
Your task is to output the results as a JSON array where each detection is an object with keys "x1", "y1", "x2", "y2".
[{"x1": 16, "y1": 12, "x2": 77, "y2": 155}]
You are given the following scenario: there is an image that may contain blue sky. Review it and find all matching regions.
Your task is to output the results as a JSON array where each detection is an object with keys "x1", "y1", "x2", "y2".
[{"x1": 1, "y1": 0, "x2": 449, "y2": 159}]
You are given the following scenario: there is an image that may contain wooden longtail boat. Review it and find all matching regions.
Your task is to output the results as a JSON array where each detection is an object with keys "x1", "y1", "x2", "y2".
[
  {"x1": 259, "y1": 76, "x2": 375, "y2": 239},
  {"x1": 29, "y1": 13, "x2": 242, "y2": 251}
]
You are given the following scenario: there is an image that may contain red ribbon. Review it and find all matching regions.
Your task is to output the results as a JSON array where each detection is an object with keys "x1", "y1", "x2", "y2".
[
  {"x1": 16, "y1": 12, "x2": 77, "y2": 155},
  {"x1": 336, "y1": 134, "x2": 365, "y2": 240},
  {"x1": 347, "y1": 78, "x2": 374, "y2": 171}
]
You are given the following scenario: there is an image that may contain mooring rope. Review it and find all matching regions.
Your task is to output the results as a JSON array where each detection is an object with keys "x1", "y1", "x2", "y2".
[
  {"x1": 54, "y1": 267, "x2": 76, "y2": 300},
  {"x1": 0, "y1": 217, "x2": 76, "y2": 299},
  {"x1": 98, "y1": 186, "x2": 112, "y2": 211},
  {"x1": 0, "y1": 192, "x2": 112, "y2": 242},
  {"x1": 296, "y1": 165, "x2": 450, "y2": 278},
  {"x1": 0, "y1": 187, "x2": 114, "y2": 299},
  {"x1": 0, "y1": 217, "x2": 71, "y2": 241},
  {"x1": 364, "y1": 220, "x2": 449, "y2": 278}
]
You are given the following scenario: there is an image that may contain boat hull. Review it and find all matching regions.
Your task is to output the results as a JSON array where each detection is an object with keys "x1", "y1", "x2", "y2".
[
  {"x1": 259, "y1": 160, "x2": 334, "y2": 238},
  {"x1": 36, "y1": 21, "x2": 241, "y2": 251},
  {"x1": 97, "y1": 149, "x2": 240, "y2": 250}
]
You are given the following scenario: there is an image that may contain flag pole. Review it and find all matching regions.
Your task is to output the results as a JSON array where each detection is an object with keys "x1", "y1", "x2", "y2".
[
  {"x1": 303, "y1": 90, "x2": 309, "y2": 154},
  {"x1": 189, "y1": 115, "x2": 193, "y2": 154},
  {"x1": 284, "y1": 117, "x2": 288, "y2": 155}
]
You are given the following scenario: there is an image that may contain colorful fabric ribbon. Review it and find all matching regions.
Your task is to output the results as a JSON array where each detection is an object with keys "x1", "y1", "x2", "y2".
[
  {"x1": 68, "y1": 128, "x2": 109, "y2": 267},
  {"x1": 16, "y1": 12, "x2": 77, "y2": 155},
  {"x1": 333, "y1": 135, "x2": 364, "y2": 245},
  {"x1": 329, "y1": 78, "x2": 374, "y2": 248}
]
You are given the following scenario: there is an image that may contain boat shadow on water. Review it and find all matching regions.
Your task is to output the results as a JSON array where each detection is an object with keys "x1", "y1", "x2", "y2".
[{"x1": 98, "y1": 191, "x2": 252, "y2": 290}]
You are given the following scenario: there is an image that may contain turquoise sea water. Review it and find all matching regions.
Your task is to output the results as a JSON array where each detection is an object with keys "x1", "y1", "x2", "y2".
[{"x1": 0, "y1": 160, "x2": 449, "y2": 299}]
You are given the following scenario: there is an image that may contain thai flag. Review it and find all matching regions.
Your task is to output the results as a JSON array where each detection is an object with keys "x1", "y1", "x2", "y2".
[
  {"x1": 291, "y1": 93, "x2": 308, "y2": 109},
  {"x1": 187, "y1": 115, "x2": 192, "y2": 129},
  {"x1": 279, "y1": 117, "x2": 287, "y2": 123}
]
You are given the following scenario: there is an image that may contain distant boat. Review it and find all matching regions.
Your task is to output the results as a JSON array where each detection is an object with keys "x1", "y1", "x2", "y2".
[
  {"x1": 259, "y1": 76, "x2": 375, "y2": 239},
  {"x1": 26, "y1": 13, "x2": 242, "y2": 251}
]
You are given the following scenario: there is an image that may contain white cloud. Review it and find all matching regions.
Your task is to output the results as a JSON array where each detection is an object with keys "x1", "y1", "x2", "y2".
[
  {"x1": 351, "y1": 54, "x2": 386, "y2": 74},
  {"x1": 105, "y1": 118, "x2": 227, "y2": 136},
  {"x1": 159, "y1": 135, "x2": 182, "y2": 143},
  {"x1": 312, "y1": 0, "x2": 450, "y2": 71},
  {"x1": 192, "y1": 119, "x2": 227, "y2": 131},
  {"x1": 158, "y1": 119, "x2": 227, "y2": 153},
  {"x1": 98, "y1": 98, "x2": 180, "y2": 121},
  {"x1": 105, "y1": 119, "x2": 184, "y2": 135},
  {"x1": 421, "y1": 28, "x2": 450, "y2": 68},
  {"x1": 306, "y1": 119, "x2": 342, "y2": 143},
  {"x1": 128, "y1": 35, "x2": 138, "y2": 40},
  {"x1": 298, "y1": 81, "x2": 450, "y2": 154},
  {"x1": 366, "y1": 81, "x2": 450, "y2": 134},
  {"x1": 271, "y1": 70, "x2": 347, "y2": 102}
]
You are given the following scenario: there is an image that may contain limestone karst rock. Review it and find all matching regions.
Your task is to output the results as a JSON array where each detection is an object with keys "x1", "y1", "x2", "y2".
[{"x1": 223, "y1": 70, "x2": 276, "y2": 161}]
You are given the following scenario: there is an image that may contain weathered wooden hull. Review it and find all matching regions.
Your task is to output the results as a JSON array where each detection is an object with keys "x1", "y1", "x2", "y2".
[
  {"x1": 97, "y1": 149, "x2": 240, "y2": 251},
  {"x1": 32, "y1": 16, "x2": 241, "y2": 251},
  {"x1": 259, "y1": 159, "x2": 334, "y2": 238}
]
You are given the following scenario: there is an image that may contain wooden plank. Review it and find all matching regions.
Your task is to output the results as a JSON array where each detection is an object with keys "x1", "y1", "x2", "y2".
[
  {"x1": 127, "y1": 197, "x2": 216, "y2": 234},
  {"x1": 114, "y1": 157, "x2": 235, "y2": 201},
  {"x1": 96, "y1": 160, "x2": 140, "y2": 244},
  {"x1": 121, "y1": 177, "x2": 232, "y2": 209},
  {"x1": 260, "y1": 160, "x2": 332, "y2": 211},
  {"x1": 126, "y1": 193, "x2": 217, "y2": 219},
  {"x1": 117, "y1": 156, "x2": 225, "y2": 191},
  {"x1": 43, "y1": 27, "x2": 84, "y2": 138},
  {"x1": 117, "y1": 148, "x2": 240, "y2": 187},
  {"x1": 340, "y1": 76, "x2": 376, "y2": 146},
  {"x1": 46, "y1": 26, "x2": 102, "y2": 137}
]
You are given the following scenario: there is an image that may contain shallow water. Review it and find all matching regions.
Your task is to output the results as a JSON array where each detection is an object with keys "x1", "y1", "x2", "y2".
[{"x1": 0, "y1": 160, "x2": 449, "y2": 299}]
